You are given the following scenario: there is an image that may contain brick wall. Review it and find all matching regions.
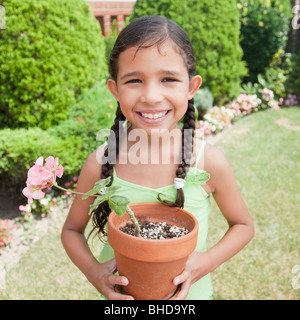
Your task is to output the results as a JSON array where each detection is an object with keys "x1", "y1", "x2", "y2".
[{"x1": 88, "y1": 1, "x2": 135, "y2": 36}]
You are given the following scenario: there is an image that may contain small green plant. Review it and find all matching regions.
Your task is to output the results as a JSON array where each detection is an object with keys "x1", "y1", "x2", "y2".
[{"x1": 82, "y1": 177, "x2": 141, "y2": 237}]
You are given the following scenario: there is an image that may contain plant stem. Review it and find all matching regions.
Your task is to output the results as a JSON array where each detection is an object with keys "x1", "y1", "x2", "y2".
[
  {"x1": 126, "y1": 205, "x2": 142, "y2": 238},
  {"x1": 53, "y1": 183, "x2": 98, "y2": 198}
]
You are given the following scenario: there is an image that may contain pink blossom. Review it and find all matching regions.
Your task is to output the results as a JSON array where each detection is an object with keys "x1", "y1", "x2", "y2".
[
  {"x1": 45, "y1": 156, "x2": 64, "y2": 178},
  {"x1": 26, "y1": 157, "x2": 54, "y2": 187},
  {"x1": 18, "y1": 205, "x2": 27, "y2": 212},
  {"x1": 22, "y1": 156, "x2": 64, "y2": 204},
  {"x1": 22, "y1": 185, "x2": 45, "y2": 204},
  {"x1": 261, "y1": 88, "x2": 274, "y2": 102}
]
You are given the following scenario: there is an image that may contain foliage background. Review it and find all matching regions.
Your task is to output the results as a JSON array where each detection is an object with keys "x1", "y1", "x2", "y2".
[
  {"x1": 0, "y1": 0, "x2": 107, "y2": 129},
  {"x1": 130, "y1": 0, "x2": 247, "y2": 104}
]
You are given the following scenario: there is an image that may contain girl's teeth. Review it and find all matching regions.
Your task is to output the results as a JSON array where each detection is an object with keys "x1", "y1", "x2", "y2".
[{"x1": 141, "y1": 111, "x2": 167, "y2": 119}]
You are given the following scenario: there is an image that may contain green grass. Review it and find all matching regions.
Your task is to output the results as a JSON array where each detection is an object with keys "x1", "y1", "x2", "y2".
[
  {"x1": 0, "y1": 107, "x2": 299, "y2": 300},
  {"x1": 207, "y1": 107, "x2": 300, "y2": 300}
]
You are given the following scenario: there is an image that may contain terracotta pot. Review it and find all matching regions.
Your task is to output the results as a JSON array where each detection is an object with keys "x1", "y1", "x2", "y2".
[{"x1": 107, "y1": 203, "x2": 199, "y2": 300}]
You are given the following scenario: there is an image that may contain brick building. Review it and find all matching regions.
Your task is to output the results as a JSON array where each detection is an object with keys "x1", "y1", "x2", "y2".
[{"x1": 88, "y1": 0, "x2": 136, "y2": 36}]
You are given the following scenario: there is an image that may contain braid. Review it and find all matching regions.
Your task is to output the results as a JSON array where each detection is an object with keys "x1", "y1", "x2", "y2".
[
  {"x1": 158, "y1": 99, "x2": 195, "y2": 208},
  {"x1": 89, "y1": 103, "x2": 125, "y2": 240}
]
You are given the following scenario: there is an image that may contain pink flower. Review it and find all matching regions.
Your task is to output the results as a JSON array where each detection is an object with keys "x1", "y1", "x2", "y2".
[
  {"x1": 261, "y1": 88, "x2": 274, "y2": 102},
  {"x1": 22, "y1": 185, "x2": 46, "y2": 204},
  {"x1": 45, "y1": 156, "x2": 64, "y2": 178},
  {"x1": 22, "y1": 156, "x2": 64, "y2": 204},
  {"x1": 26, "y1": 157, "x2": 54, "y2": 187}
]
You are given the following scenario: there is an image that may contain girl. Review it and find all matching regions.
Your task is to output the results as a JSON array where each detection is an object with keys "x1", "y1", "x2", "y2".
[{"x1": 61, "y1": 15, "x2": 254, "y2": 300}]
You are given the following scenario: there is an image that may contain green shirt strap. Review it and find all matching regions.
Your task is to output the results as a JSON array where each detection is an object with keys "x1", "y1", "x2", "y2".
[{"x1": 193, "y1": 140, "x2": 206, "y2": 168}]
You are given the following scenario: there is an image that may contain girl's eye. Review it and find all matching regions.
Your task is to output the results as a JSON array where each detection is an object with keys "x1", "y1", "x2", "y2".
[
  {"x1": 125, "y1": 79, "x2": 142, "y2": 84},
  {"x1": 162, "y1": 78, "x2": 178, "y2": 82}
]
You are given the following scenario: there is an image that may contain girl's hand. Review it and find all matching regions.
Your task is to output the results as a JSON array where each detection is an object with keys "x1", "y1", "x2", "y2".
[
  {"x1": 88, "y1": 258, "x2": 134, "y2": 300},
  {"x1": 172, "y1": 251, "x2": 212, "y2": 300}
]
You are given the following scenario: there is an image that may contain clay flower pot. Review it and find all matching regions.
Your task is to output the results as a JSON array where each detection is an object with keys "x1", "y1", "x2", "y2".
[{"x1": 107, "y1": 203, "x2": 199, "y2": 300}]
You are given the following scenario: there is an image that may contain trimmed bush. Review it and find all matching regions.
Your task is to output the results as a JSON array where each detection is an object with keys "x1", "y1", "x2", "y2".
[
  {"x1": 0, "y1": 82, "x2": 116, "y2": 190},
  {"x1": 129, "y1": 0, "x2": 247, "y2": 104},
  {"x1": 0, "y1": 127, "x2": 83, "y2": 189},
  {"x1": 0, "y1": 0, "x2": 107, "y2": 129}
]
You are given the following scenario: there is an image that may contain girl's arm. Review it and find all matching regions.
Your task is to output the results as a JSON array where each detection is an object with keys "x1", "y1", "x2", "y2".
[
  {"x1": 61, "y1": 149, "x2": 134, "y2": 300},
  {"x1": 173, "y1": 144, "x2": 255, "y2": 299}
]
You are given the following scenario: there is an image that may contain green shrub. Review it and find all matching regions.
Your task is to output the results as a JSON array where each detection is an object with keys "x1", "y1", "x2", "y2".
[
  {"x1": 194, "y1": 87, "x2": 213, "y2": 120},
  {"x1": 129, "y1": 0, "x2": 247, "y2": 104},
  {"x1": 0, "y1": 82, "x2": 116, "y2": 190},
  {"x1": 0, "y1": 127, "x2": 84, "y2": 189},
  {"x1": 0, "y1": 0, "x2": 107, "y2": 129},
  {"x1": 285, "y1": 51, "x2": 300, "y2": 97},
  {"x1": 239, "y1": 0, "x2": 289, "y2": 83},
  {"x1": 47, "y1": 81, "x2": 117, "y2": 157},
  {"x1": 104, "y1": 19, "x2": 119, "y2": 75}
]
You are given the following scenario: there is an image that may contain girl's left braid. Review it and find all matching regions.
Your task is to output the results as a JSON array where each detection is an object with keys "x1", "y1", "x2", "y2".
[{"x1": 158, "y1": 99, "x2": 196, "y2": 208}]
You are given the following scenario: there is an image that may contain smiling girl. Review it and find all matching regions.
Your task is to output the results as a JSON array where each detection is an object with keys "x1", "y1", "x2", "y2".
[{"x1": 61, "y1": 15, "x2": 254, "y2": 300}]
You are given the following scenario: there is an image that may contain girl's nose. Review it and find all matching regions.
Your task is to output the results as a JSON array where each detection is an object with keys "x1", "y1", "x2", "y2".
[{"x1": 140, "y1": 83, "x2": 164, "y2": 105}]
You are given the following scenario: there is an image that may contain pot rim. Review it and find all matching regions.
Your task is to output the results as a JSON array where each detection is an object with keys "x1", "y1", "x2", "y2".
[{"x1": 108, "y1": 202, "x2": 199, "y2": 244}]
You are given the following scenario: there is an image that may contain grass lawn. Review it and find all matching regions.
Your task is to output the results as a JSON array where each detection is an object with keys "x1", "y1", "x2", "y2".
[
  {"x1": 0, "y1": 107, "x2": 299, "y2": 300},
  {"x1": 208, "y1": 107, "x2": 300, "y2": 300}
]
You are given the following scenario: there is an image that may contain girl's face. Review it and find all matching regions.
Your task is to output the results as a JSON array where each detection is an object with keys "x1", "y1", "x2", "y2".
[{"x1": 107, "y1": 40, "x2": 201, "y2": 134}]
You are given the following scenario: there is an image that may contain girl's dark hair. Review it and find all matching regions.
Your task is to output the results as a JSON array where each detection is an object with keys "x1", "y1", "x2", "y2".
[{"x1": 91, "y1": 15, "x2": 198, "y2": 239}]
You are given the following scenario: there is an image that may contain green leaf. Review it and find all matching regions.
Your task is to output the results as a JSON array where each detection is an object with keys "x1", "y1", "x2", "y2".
[
  {"x1": 104, "y1": 185, "x2": 121, "y2": 196},
  {"x1": 81, "y1": 177, "x2": 111, "y2": 199},
  {"x1": 108, "y1": 195, "x2": 130, "y2": 217},
  {"x1": 88, "y1": 196, "x2": 107, "y2": 216}
]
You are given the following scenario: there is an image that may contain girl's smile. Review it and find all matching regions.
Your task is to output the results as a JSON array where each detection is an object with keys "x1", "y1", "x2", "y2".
[
  {"x1": 136, "y1": 109, "x2": 171, "y2": 123},
  {"x1": 107, "y1": 40, "x2": 201, "y2": 133}
]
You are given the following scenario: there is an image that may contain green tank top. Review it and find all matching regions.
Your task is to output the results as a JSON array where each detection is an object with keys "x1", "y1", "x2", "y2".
[{"x1": 99, "y1": 140, "x2": 213, "y2": 300}]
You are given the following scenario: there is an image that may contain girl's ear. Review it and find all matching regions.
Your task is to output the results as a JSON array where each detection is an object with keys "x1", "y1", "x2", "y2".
[
  {"x1": 107, "y1": 79, "x2": 119, "y2": 101},
  {"x1": 188, "y1": 75, "x2": 202, "y2": 100}
]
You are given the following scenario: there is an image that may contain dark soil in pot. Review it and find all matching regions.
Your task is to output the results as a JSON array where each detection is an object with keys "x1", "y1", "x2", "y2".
[{"x1": 120, "y1": 220, "x2": 189, "y2": 239}]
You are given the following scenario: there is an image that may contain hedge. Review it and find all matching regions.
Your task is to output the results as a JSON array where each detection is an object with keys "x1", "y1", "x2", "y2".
[{"x1": 0, "y1": 0, "x2": 107, "y2": 129}]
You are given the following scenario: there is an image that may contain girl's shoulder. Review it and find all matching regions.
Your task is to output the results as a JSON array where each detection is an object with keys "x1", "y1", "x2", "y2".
[
  {"x1": 202, "y1": 142, "x2": 233, "y2": 193},
  {"x1": 204, "y1": 143, "x2": 229, "y2": 169},
  {"x1": 79, "y1": 146, "x2": 105, "y2": 183},
  {"x1": 193, "y1": 139, "x2": 228, "y2": 171}
]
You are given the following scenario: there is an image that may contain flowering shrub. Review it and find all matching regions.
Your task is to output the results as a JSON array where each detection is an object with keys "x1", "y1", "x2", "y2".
[
  {"x1": 204, "y1": 106, "x2": 234, "y2": 134},
  {"x1": 284, "y1": 94, "x2": 298, "y2": 107},
  {"x1": 195, "y1": 106, "x2": 234, "y2": 138},
  {"x1": 229, "y1": 93, "x2": 262, "y2": 116},
  {"x1": 195, "y1": 120, "x2": 212, "y2": 139},
  {"x1": 195, "y1": 87, "x2": 287, "y2": 138},
  {"x1": 0, "y1": 219, "x2": 16, "y2": 252},
  {"x1": 261, "y1": 88, "x2": 274, "y2": 102}
]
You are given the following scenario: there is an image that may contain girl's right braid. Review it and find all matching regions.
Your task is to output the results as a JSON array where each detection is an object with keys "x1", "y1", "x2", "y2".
[
  {"x1": 101, "y1": 103, "x2": 125, "y2": 184},
  {"x1": 89, "y1": 103, "x2": 125, "y2": 240}
]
